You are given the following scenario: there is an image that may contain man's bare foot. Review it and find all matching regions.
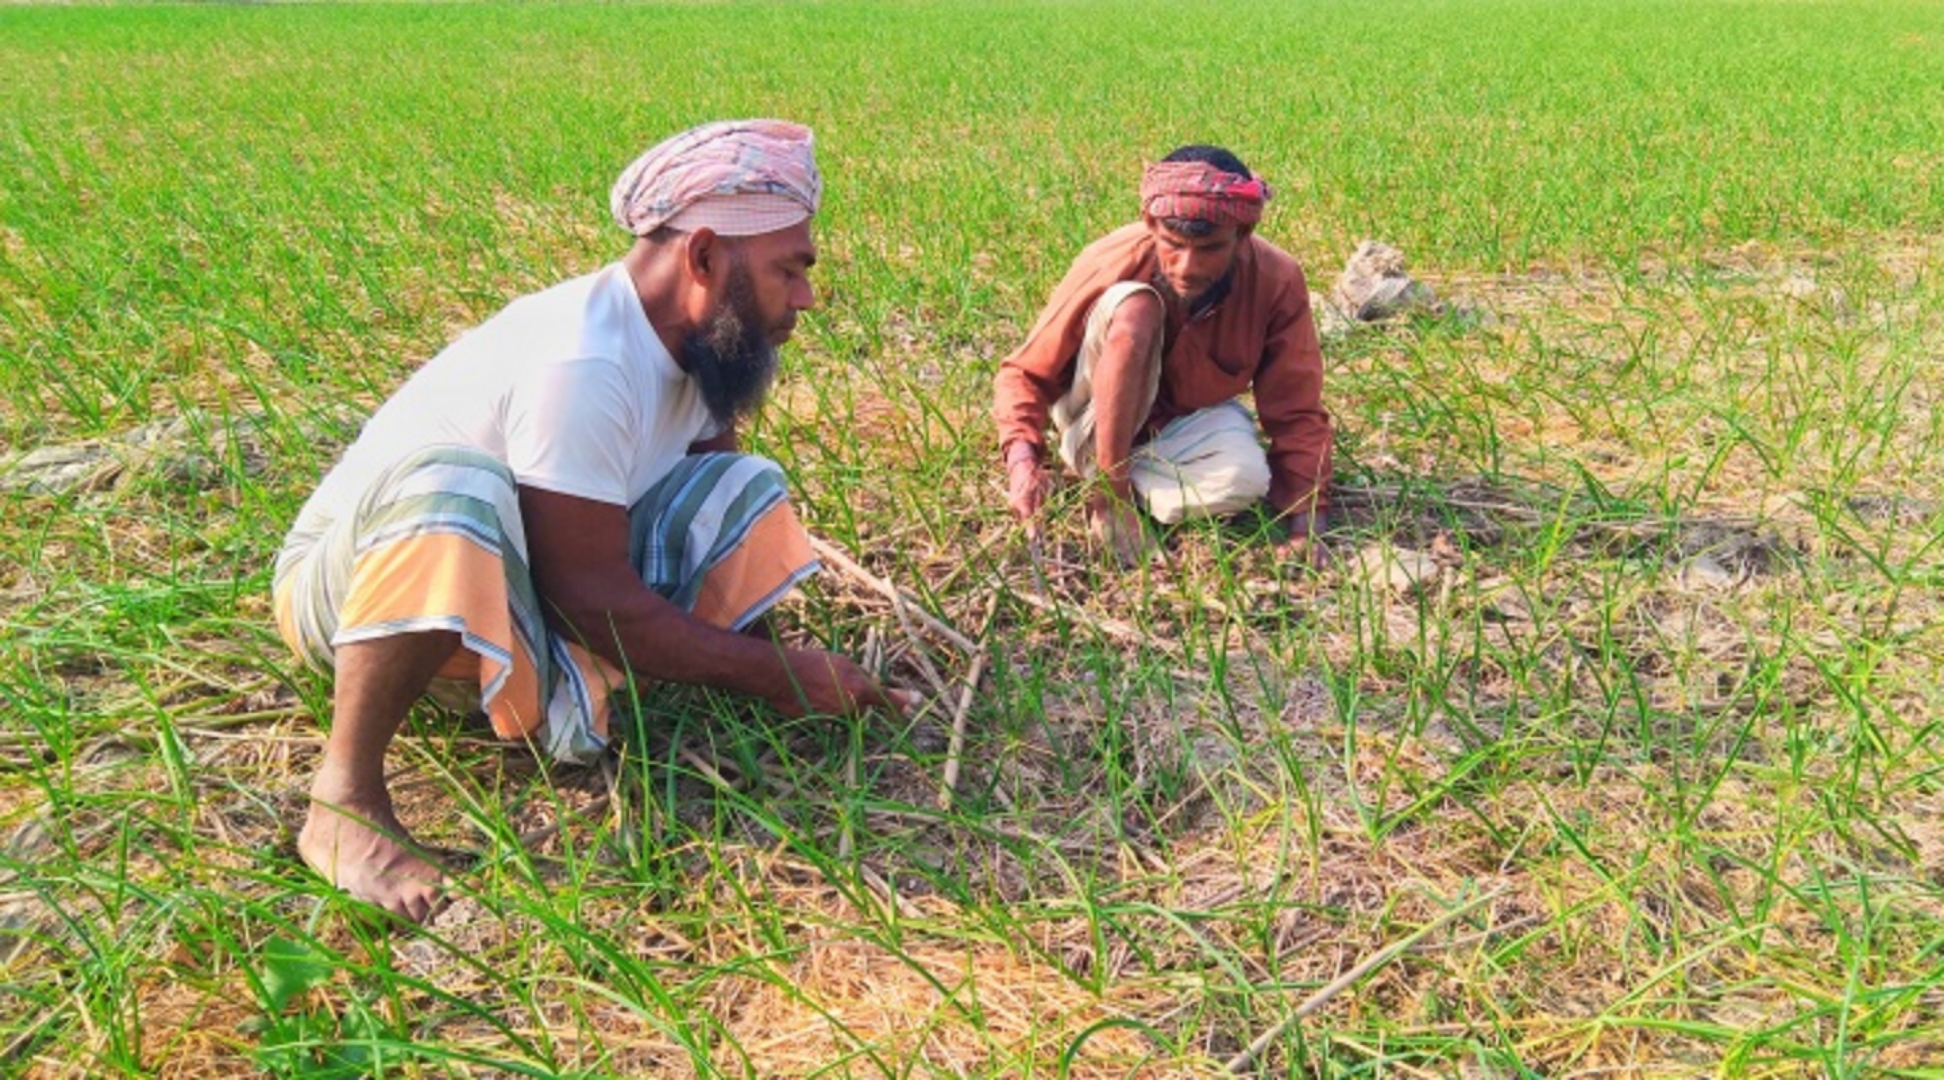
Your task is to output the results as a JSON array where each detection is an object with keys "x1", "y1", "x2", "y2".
[{"x1": 298, "y1": 794, "x2": 447, "y2": 923}]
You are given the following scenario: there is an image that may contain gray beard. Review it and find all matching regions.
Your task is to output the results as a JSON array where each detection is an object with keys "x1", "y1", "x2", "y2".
[{"x1": 683, "y1": 265, "x2": 778, "y2": 429}]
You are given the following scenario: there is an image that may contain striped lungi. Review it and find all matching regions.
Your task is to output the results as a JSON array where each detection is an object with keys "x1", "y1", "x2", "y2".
[
  {"x1": 1052, "y1": 280, "x2": 1272, "y2": 524},
  {"x1": 273, "y1": 447, "x2": 818, "y2": 764}
]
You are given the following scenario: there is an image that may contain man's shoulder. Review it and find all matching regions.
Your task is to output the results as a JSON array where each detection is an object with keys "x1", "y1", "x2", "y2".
[
  {"x1": 463, "y1": 264, "x2": 642, "y2": 359},
  {"x1": 1240, "y1": 235, "x2": 1311, "y2": 313},
  {"x1": 1024, "y1": 223, "x2": 1152, "y2": 309},
  {"x1": 1042, "y1": 223, "x2": 1154, "y2": 299},
  {"x1": 499, "y1": 264, "x2": 619, "y2": 320}
]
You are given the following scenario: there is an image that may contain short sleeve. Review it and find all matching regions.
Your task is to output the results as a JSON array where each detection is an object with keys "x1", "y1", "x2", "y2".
[{"x1": 503, "y1": 354, "x2": 638, "y2": 505}]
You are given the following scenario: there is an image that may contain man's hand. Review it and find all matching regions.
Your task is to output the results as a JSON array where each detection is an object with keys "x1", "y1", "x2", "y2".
[
  {"x1": 1086, "y1": 490, "x2": 1151, "y2": 568},
  {"x1": 1005, "y1": 446, "x2": 1052, "y2": 540},
  {"x1": 769, "y1": 648, "x2": 918, "y2": 718},
  {"x1": 521, "y1": 485, "x2": 919, "y2": 717}
]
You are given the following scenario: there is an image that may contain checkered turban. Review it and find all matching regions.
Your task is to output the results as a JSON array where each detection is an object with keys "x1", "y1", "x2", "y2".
[
  {"x1": 1139, "y1": 160, "x2": 1271, "y2": 227},
  {"x1": 611, "y1": 120, "x2": 821, "y2": 237}
]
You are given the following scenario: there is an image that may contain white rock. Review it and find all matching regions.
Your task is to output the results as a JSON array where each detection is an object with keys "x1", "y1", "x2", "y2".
[
  {"x1": 1332, "y1": 240, "x2": 1439, "y2": 321},
  {"x1": 1347, "y1": 543, "x2": 1442, "y2": 594}
]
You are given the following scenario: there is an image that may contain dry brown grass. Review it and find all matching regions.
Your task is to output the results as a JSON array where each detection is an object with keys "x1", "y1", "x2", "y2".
[{"x1": 6, "y1": 235, "x2": 1944, "y2": 1075}]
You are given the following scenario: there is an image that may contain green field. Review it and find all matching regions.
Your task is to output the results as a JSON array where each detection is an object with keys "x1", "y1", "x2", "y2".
[{"x1": 4, "y1": 1, "x2": 1944, "y2": 1075}]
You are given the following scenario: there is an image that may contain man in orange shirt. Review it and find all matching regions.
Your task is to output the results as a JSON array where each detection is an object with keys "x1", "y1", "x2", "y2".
[{"x1": 993, "y1": 145, "x2": 1333, "y2": 567}]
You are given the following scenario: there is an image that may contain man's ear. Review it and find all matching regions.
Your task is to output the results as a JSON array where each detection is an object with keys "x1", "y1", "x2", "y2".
[{"x1": 682, "y1": 226, "x2": 722, "y2": 284}]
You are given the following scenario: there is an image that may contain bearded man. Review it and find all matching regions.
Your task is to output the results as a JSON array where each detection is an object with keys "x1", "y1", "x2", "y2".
[
  {"x1": 275, "y1": 120, "x2": 910, "y2": 921},
  {"x1": 993, "y1": 145, "x2": 1333, "y2": 567}
]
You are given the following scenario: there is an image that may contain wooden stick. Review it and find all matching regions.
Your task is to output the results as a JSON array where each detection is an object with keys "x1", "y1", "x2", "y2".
[
  {"x1": 994, "y1": 577, "x2": 1216, "y2": 688},
  {"x1": 857, "y1": 861, "x2": 923, "y2": 921},
  {"x1": 677, "y1": 744, "x2": 738, "y2": 792},
  {"x1": 937, "y1": 592, "x2": 1003, "y2": 809},
  {"x1": 1223, "y1": 887, "x2": 1505, "y2": 1073},
  {"x1": 809, "y1": 535, "x2": 978, "y2": 655},
  {"x1": 888, "y1": 593, "x2": 955, "y2": 702},
  {"x1": 514, "y1": 793, "x2": 611, "y2": 852},
  {"x1": 862, "y1": 628, "x2": 884, "y2": 683}
]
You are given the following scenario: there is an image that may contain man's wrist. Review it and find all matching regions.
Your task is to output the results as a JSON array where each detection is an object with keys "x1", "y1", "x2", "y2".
[{"x1": 1003, "y1": 441, "x2": 1041, "y2": 471}]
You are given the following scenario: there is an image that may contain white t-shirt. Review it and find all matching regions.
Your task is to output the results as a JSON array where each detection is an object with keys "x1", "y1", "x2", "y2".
[{"x1": 294, "y1": 262, "x2": 718, "y2": 542}]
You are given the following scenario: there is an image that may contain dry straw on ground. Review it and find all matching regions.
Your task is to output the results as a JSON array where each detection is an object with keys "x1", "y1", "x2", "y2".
[{"x1": 5, "y1": 243, "x2": 1943, "y2": 1074}]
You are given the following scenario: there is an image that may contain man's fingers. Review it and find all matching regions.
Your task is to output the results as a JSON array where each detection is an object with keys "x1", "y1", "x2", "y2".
[
  {"x1": 848, "y1": 679, "x2": 918, "y2": 718},
  {"x1": 1013, "y1": 490, "x2": 1046, "y2": 525},
  {"x1": 865, "y1": 679, "x2": 920, "y2": 714},
  {"x1": 1008, "y1": 464, "x2": 1050, "y2": 526},
  {"x1": 821, "y1": 653, "x2": 917, "y2": 717}
]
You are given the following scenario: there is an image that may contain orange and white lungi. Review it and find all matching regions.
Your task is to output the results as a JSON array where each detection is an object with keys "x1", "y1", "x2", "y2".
[{"x1": 273, "y1": 447, "x2": 817, "y2": 764}]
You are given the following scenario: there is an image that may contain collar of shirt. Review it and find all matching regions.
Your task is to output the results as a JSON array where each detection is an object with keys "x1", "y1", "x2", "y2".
[
  {"x1": 1150, "y1": 267, "x2": 1236, "y2": 323},
  {"x1": 1187, "y1": 271, "x2": 1234, "y2": 321}
]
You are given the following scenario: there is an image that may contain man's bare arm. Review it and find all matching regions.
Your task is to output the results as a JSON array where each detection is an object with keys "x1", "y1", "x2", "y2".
[{"x1": 518, "y1": 485, "x2": 902, "y2": 717}]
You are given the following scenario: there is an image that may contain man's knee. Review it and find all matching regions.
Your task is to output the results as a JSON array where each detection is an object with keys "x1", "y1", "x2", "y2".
[
  {"x1": 1136, "y1": 430, "x2": 1270, "y2": 523},
  {"x1": 678, "y1": 452, "x2": 792, "y2": 503},
  {"x1": 678, "y1": 449, "x2": 783, "y2": 478},
  {"x1": 631, "y1": 452, "x2": 797, "y2": 548},
  {"x1": 375, "y1": 447, "x2": 524, "y2": 538},
  {"x1": 640, "y1": 452, "x2": 787, "y2": 506},
  {"x1": 728, "y1": 452, "x2": 788, "y2": 486},
  {"x1": 1202, "y1": 433, "x2": 1272, "y2": 511},
  {"x1": 1232, "y1": 447, "x2": 1272, "y2": 502}
]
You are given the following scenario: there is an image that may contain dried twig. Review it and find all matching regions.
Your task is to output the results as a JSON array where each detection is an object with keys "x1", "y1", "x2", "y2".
[
  {"x1": 1335, "y1": 481, "x2": 1764, "y2": 538},
  {"x1": 888, "y1": 596, "x2": 955, "y2": 702},
  {"x1": 862, "y1": 629, "x2": 885, "y2": 686},
  {"x1": 857, "y1": 861, "x2": 922, "y2": 921},
  {"x1": 995, "y1": 575, "x2": 1219, "y2": 688},
  {"x1": 809, "y1": 535, "x2": 978, "y2": 655},
  {"x1": 677, "y1": 744, "x2": 738, "y2": 792},
  {"x1": 937, "y1": 591, "x2": 1003, "y2": 809},
  {"x1": 1223, "y1": 887, "x2": 1506, "y2": 1073},
  {"x1": 513, "y1": 792, "x2": 611, "y2": 852}
]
